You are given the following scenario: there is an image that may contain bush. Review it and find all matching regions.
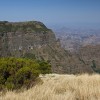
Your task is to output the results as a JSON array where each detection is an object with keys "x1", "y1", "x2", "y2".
[
  {"x1": 38, "y1": 61, "x2": 52, "y2": 74},
  {"x1": 0, "y1": 57, "x2": 51, "y2": 90}
]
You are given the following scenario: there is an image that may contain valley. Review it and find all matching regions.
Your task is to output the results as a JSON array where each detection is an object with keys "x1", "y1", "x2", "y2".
[{"x1": 54, "y1": 27, "x2": 100, "y2": 52}]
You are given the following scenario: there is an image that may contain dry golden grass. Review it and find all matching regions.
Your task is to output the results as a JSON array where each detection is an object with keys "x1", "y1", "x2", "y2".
[{"x1": 0, "y1": 74, "x2": 100, "y2": 100}]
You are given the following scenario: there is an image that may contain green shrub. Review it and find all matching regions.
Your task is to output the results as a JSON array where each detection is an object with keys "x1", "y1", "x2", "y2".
[
  {"x1": 38, "y1": 61, "x2": 52, "y2": 74},
  {"x1": 0, "y1": 57, "x2": 51, "y2": 90}
]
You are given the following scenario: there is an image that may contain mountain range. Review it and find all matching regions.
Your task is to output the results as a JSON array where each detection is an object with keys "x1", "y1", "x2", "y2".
[
  {"x1": 0, "y1": 21, "x2": 100, "y2": 74},
  {"x1": 54, "y1": 27, "x2": 100, "y2": 52}
]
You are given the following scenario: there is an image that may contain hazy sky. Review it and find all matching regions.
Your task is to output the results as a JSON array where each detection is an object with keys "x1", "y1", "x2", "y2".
[{"x1": 0, "y1": 0, "x2": 100, "y2": 26}]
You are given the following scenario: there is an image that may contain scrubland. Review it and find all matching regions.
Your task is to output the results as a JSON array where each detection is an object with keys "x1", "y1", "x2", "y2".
[{"x1": 0, "y1": 74, "x2": 100, "y2": 100}]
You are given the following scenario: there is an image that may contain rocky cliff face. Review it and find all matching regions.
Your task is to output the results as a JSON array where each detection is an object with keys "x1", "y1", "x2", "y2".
[
  {"x1": 0, "y1": 21, "x2": 55, "y2": 57},
  {"x1": 0, "y1": 21, "x2": 95, "y2": 74}
]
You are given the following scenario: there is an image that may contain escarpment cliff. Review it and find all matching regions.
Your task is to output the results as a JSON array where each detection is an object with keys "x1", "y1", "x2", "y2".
[{"x1": 0, "y1": 21, "x2": 94, "y2": 74}]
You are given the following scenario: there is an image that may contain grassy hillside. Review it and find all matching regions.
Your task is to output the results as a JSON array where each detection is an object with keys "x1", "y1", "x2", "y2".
[{"x1": 0, "y1": 74, "x2": 100, "y2": 100}]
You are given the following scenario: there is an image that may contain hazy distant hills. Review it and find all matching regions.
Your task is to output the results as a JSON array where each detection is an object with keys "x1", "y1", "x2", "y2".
[{"x1": 54, "y1": 27, "x2": 100, "y2": 52}]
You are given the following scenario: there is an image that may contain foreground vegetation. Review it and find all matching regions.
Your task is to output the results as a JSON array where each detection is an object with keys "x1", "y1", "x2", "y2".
[
  {"x1": 0, "y1": 57, "x2": 51, "y2": 90},
  {"x1": 0, "y1": 74, "x2": 100, "y2": 100}
]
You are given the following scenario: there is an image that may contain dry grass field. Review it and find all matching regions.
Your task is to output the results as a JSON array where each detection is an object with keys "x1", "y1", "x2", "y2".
[{"x1": 0, "y1": 74, "x2": 100, "y2": 100}]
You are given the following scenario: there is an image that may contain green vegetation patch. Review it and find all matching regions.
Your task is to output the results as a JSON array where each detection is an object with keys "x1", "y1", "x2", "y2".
[
  {"x1": 0, "y1": 21, "x2": 50, "y2": 33},
  {"x1": 0, "y1": 57, "x2": 51, "y2": 90}
]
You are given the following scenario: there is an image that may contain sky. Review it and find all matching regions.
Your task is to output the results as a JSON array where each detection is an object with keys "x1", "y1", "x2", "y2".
[{"x1": 0, "y1": 0, "x2": 100, "y2": 27}]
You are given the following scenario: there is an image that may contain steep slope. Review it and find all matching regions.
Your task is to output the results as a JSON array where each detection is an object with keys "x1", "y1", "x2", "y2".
[
  {"x1": 0, "y1": 21, "x2": 94, "y2": 74},
  {"x1": 77, "y1": 45, "x2": 100, "y2": 73}
]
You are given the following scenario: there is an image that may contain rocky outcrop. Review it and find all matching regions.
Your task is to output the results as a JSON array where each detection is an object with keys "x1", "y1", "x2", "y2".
[{"x1": 0, "y1": 21, "x2": 95, "y2": 74}]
